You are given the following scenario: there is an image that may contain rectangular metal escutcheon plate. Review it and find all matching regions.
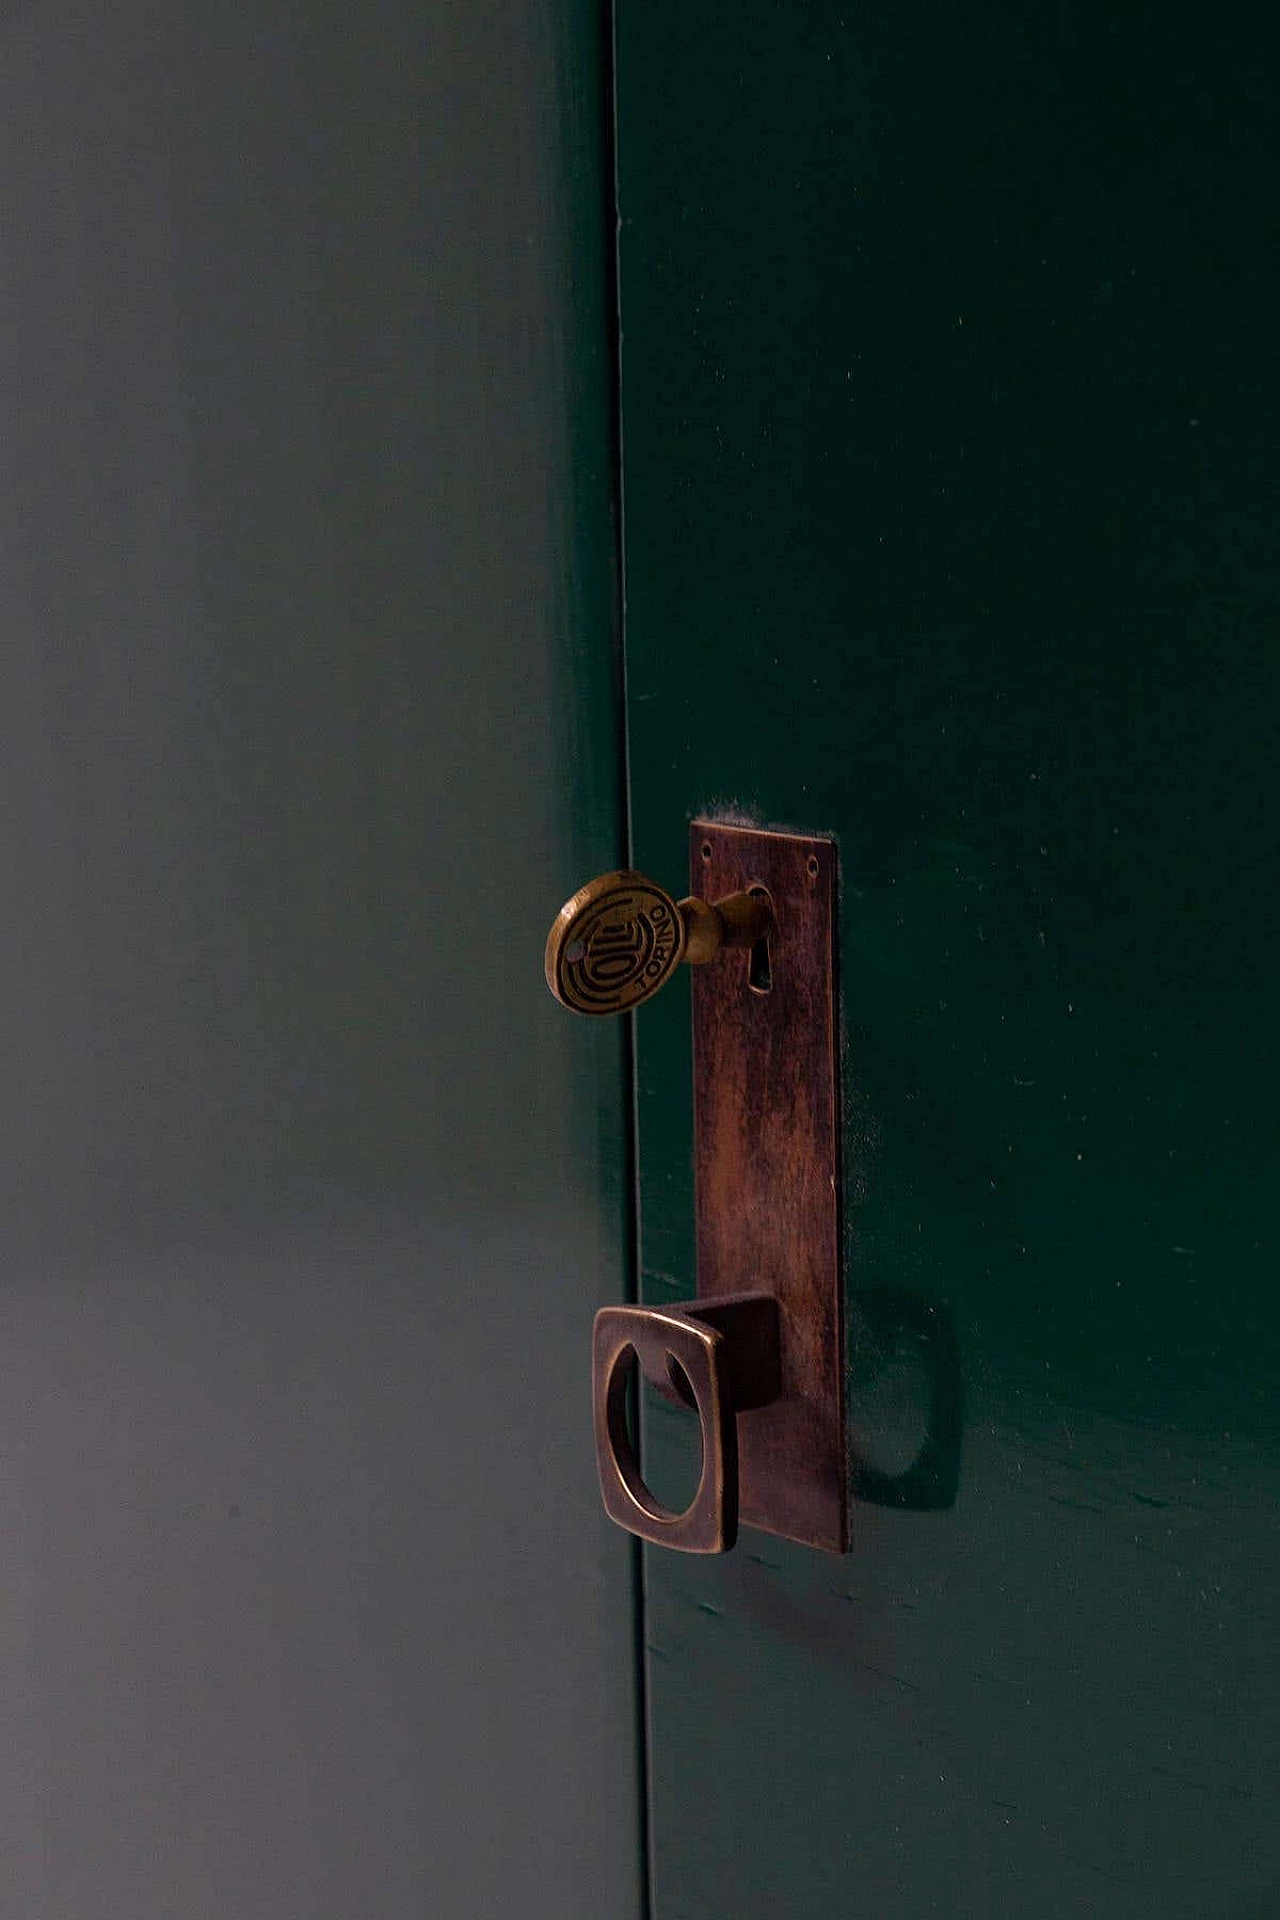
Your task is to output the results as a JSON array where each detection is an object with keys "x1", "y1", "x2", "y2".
[{"x1": 690, "y1": 822, "x2": 848, "y2": 1553}]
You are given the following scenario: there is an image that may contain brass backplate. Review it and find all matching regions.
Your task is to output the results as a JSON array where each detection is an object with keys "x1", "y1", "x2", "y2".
[{"x1": 690, "y1": 821, "x2": 848, "y2": 1553}]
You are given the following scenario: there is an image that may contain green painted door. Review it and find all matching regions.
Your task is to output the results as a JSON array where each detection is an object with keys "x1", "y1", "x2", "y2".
[{"x1": 614, "y1": 6, "x2": 1279, "y2": 1913}]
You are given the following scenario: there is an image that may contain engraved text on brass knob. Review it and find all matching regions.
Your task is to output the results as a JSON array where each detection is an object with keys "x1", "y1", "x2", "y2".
[
  {"x1": 544, "y1": 871, "x2": 685, "y2": 1016},
  {"x1": 544, "y1": 868, "x2": 773, "y2": 1017}
]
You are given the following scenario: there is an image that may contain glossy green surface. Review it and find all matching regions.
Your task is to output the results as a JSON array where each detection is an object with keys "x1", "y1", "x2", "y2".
[{"x1": 616, "y1": 5, "x2": 1279, "y2": 1911}]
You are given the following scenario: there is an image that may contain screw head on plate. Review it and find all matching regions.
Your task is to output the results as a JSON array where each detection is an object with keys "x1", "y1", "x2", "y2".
[{"x1": 545, "y1": 870, "x2": 687, "y2": 1016}]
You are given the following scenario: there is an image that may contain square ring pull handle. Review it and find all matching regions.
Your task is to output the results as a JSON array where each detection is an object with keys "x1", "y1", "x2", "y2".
[{"x1": 592, "y1": 1296, "x2": 781, "y2": 1554}]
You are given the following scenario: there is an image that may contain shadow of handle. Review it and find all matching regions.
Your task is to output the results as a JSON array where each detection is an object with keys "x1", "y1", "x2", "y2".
[{"x1": 848, "y1": 1288, "x2": 964, "y2": 1512}]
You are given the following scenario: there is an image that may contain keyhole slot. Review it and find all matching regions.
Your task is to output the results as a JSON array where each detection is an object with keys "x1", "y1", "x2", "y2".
[{"x1": 747, "y1": 885, "x2": 773, "y2": 995}]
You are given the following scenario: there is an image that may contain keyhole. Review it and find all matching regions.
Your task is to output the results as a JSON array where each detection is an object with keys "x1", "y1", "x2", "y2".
[{"x1": 747, "y1": 885, "x2": 773, "y2": 995}]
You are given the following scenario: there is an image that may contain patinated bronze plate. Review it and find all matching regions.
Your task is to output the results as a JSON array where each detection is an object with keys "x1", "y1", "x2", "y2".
[{"x1": 690, "y1": 821, "x2": 848, "y2": 1552}]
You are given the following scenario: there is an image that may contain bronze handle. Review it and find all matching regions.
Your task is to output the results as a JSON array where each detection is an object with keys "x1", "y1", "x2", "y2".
[
  {"x1": 544, "y1": 868, "x2": 772, "y2": 1017},
  {"x1": 592, "y1": 1294, "x2": 781, "y2": 1554},
  {"x1": 550, "y1": 824, "x2": 847, "y2": 1557}
]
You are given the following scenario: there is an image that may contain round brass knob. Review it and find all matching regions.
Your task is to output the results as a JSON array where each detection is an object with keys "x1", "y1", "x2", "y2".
[{"x1": 544, "y1": 868, "x2": 772, "y2": 1017}]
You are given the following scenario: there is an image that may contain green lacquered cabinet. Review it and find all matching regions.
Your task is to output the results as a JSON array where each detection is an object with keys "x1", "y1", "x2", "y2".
[{"x1": 613, "y1": 4, "x2": 1280, "y2": 1913}]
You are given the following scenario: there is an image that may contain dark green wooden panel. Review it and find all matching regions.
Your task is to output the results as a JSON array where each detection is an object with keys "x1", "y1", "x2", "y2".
[{"x1": 616, "y1": 4, "x2": 1279, "y2": 1912}]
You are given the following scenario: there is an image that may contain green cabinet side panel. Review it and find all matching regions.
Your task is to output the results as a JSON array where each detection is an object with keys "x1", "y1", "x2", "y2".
[
  {"x1": 616, "y1": 4, "x2": 1279, "y2": 1913},
  {"x1": 0, "y1": 6, "x2": 637, "y2": 1915}
]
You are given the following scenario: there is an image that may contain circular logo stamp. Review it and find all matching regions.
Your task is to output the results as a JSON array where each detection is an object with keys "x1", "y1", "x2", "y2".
[{"x1": 546, "y1": 872, "x2": 686, "y2": 1016}]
